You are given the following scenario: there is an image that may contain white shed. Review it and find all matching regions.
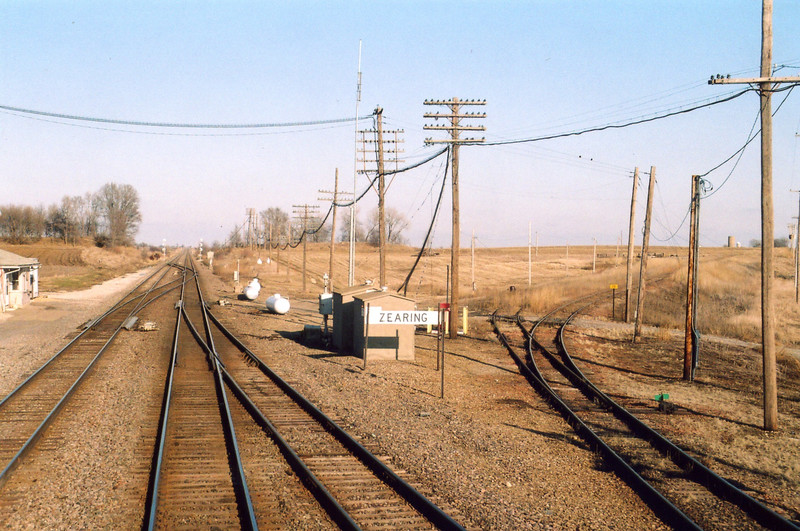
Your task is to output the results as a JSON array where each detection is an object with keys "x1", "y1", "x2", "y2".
[{"x1": 0, "y1": 249, "x2": 40, "y2": 311}]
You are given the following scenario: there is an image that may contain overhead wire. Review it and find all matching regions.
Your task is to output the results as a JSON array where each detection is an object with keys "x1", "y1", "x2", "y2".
[
  {"x1": 477, "y1": 88, "x2": 757, "y2": 147},
  {"x1": 0, "y1": 109, "x2": 364, "y2": 137},
  {"x1": 398, "y1": 147, "x2": 451, "y2": 296},
  {"x1": 0, "y1": 103, "x2": 372, "y2": 129},
  {"x1": 701, "y1": 83, "x2": 796, "y2": 197},
  {"x1": 267, "y1": 147, "x2": 449, "y2": 251},
  {"x1": 650, "y1": 82, "x2": 797, "y2": 242}
]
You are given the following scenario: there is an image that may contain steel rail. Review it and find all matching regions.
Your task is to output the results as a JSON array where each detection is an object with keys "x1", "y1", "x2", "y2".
[
  {"x1": 189, "y1": 260, "x2": 258, "y2": 530},
  {"x1": 0, "y1": 261, "x2": 175, "y2": 409},
  {"x1": 82, "y1": 258, "x2": 186, "y2": 327},
  {"x1": 0, "y1": 263, "x2": 185, "y2": 488},
  {"x1": 206, "y1": 309, "x2": 467, "y2": 531},
  {"x1": 489, "y1": 311, "x2": 702, "y2": 530},
  {"x1": 181, "y1": 307, "x2": 359, "y2": 530},
  {"x1": 553, "y1": 308, "x2": 800, "y2": 531},
  {"x1": 141, "y1": 255, "x2": 189, "y2": 531}
]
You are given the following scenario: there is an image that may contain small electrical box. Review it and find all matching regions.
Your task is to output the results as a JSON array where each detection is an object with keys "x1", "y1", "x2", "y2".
[{"x1": 319, "y1": 293, "x2": 333, "y2": 315}]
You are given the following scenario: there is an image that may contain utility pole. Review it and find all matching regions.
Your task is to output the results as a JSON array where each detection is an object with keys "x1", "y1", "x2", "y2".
[
  {"x1": 633, "y1": 166, "x2": 656, "y2": 342},
  {"x1": 245, "y1": 208, "x2": 255, "y2": 249},
  {"x1": 592, "y1": 237, "x2": 597, "y2": 273},
  {"x1": 625, "y1": 167, "x2": 640, "y2": 323},
  {"x1": 349, "y1": 40, "x2": 363, "y2": 287},
  {"x1": 424, "y1": 98, "x2": 486, "y2": 339},
  {"x1": 377, "y1": 108, "x2": 386, "y2": 288},
  {"x1": 708, "y1": 0, "x2": 800, "y2": 430},
  {"x1": 319, "y1": 169, "x2": 350, "y2": 293},
  {"x1": 358, "y1": 108, "x2": 404, "y2": 288},
  {"x1": 293, "y1": 204, "x2": 319, "y2": 293},
  {"x1": 792, "y1": 190, "x2": 800, "y2": 303},
  {"x1": 471, "y1": 229, "x2": 476, "y2": 292},
  {"x1": 528, "y1": 221, "x2": 532, "y2": 286},
  {"x1": 684, "y1": 175, "x2": 702, "y2": 381}
]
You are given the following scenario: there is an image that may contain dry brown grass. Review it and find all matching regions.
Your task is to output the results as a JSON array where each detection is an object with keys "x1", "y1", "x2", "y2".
[
  {"x1": 210, "y1": 243, "x2": 799, "y2": 349},
  {"x1": 2, "y1": 239, "x2": 153, "y2": 292}
]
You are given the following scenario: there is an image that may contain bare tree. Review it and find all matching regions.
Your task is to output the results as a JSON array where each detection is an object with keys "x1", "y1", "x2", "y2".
[
  {"x1": 93, "y1": 183, "x2": 142, "y2": 246},
  {"x1": 260, "y1": 207, "x2": 289, "y2": 246},
  {"x1": 338, "y1": 209, "x2": 365, "y2": 243},
  {"x1": 0, "y1": 204, "x2": 46, "y2": 243},
  {"x1": 227, "y1": 225, "x2": 243, "y2": 248},
  {"x1": 47, "y1": 195, "x2": 88, "y2": 244},
  {"x1": 307, "y1": 215, "x2": 331, "y2": 243},
  {"x1": 365, "y1": 207, "x2": 409, "y2": 246}
]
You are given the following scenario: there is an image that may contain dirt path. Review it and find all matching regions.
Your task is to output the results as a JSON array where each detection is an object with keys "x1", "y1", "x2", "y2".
[{"x1": 0, "y1": 267, "x2": 154, "y2": 397}]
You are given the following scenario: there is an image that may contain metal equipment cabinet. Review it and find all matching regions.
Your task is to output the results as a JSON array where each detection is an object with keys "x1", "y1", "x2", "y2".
[
  {"x1": 352, "y1": 291, "x2": 416, "y2": 361},
  {"x1": 332, "y1": 284, "x2": 379, "y2": 352}
]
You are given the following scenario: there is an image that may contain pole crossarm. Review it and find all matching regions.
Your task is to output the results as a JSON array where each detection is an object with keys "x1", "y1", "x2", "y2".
[
  {"x1": 424, "y1": 138, "x2": 485, "y2": 144},
  {"x1": 423, "y1": 113, "x2": 487, "y2": 119},
  {"x1": 424, "y1": 99, "x2": 486, "y2": 105},
  {"x1": 423, "y1": 125, "x2": 487, "y2": 131},
  {"x1": 709, "y1": 76, "x2": 800, "y2": 84}
]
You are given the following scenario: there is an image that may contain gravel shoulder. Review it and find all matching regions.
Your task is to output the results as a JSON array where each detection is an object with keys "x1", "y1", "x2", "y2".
[
  {"x1": 201, "y1": 268, "x2": 668, "y2": 529},
  {"x1": 0, "y1": 267, "x2": 154, "y2": 397},
  {"x1": 2, "y1": 262, "x2": 797, "y2": 529}
]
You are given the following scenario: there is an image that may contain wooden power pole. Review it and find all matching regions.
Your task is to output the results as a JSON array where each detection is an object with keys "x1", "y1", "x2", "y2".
[
  {"x1": 625, "y1": 167, "x2": 640, "y2": 322},
  {"x1": 684, "y1": 175, "x2": 701, "y2": 381},
  {"x1": 292, "y1": 204, "x2": 319, "y2": 293},
  {"x1": 708, "y1": 0, "x2": 800, "y2": 430},
  {"x1": 358, "y1": 108, "x2": 404, "y2": 288},
  {"x1": 791, "y1": 189, "x2": 800, "y2": 304},
  {"x1": 633, "y1": 167, "x2": 656, "y2": 342},
  {"x1": 376, "y1": 108, "x2": 387, "y2": 288},
  {"x1": 424, "y1": 98, "x2": 486, "y2": 339},
  {"x1": 319, "y1": 169, "x2": 345, "y2": 293}
]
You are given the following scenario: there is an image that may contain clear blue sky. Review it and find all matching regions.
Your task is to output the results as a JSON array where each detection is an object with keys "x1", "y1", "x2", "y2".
[{"x1": 1, "y1": 1, "x2": 799, "y2": 249}]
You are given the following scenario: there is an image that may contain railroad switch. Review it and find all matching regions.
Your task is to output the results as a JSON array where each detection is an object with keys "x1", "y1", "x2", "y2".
[{"x1": 654, "y1": 393, "x2": 675, "y2": 414}]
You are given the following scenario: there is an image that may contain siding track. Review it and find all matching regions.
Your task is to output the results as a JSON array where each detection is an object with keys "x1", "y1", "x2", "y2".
[{"x1": 491, "y1": 302, "x2": 800, "y2": 531}]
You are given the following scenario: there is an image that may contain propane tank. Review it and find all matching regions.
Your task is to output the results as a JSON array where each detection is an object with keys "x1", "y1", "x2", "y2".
[
  {"x1": 243, "y1": 278, "x2": 261, "y2": 300},
  {"x1": 265, "y1": 293, "x2": 290, "y2": 314}
]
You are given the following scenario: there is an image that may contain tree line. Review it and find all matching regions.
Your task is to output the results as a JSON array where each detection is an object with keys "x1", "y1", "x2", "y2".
[
  {"x1": 0, "y1": 183, "x2": 142, "y2": 246},
  {"x1": 224, "y1": 206, "x2": 408, "y2": 248}
]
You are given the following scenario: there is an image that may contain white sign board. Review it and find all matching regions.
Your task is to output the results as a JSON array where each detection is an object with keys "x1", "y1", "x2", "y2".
[{"x1": 368, "y1": 307, "x2": 440, "y2": 325}]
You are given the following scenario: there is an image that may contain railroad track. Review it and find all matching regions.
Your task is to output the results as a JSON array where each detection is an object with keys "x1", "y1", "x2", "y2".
[
  {"x1": 143, "y1": 253, "x2": 464, "y2": 529},
  {"x1": 490, "y1": 301, "x2": 800, "y2": 531},
  {"x1": 0, "y1": 258, "x2": 182, "y2": 488},
  {"x1": 0, "y1": 251, "x2": 464, "y2": 529}
]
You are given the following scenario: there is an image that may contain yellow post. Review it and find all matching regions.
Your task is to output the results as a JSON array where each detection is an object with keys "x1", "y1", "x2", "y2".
[
  {"x1": 462, "y1": 306, "x2": 468, "y2": 335},
  {"x1": 427, "y1": 307, "x2": 433, "y2": 334}
]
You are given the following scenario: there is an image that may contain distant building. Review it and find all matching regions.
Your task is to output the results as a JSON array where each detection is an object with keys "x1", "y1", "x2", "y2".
[{"x1": 0, "y1": 249, "x2": 40, "y2": 311}]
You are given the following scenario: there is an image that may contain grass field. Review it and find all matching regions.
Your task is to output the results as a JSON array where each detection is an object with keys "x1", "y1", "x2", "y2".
[
  {"x1": 209, "y1": 242, "x2": 800, "y2": 350},
  {"x1": 1, "y1": 240, "x2": 154, "y2": 292}
]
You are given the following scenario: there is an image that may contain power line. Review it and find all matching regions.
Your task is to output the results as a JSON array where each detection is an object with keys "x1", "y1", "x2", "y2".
[
  {"x1": 268, "y1": 147, "x2": 449, "y2": 250},
  {"x1": 0, "y1": 109, "x2": 365, "y2": 137},
  {"x1": 702, "y1": 84, "x2": 795, "y2": 197},
  {"x1": 0, "y1": 103, "x2": 371, "y2": 129},
  {"x1": 478, "y1": 88, "x2": 757, "y2": 147},
  {"x1": 398, "y1": 147, "x2": 451, "y2": 296}
]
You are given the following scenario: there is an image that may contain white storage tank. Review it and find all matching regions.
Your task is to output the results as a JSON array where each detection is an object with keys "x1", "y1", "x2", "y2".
[
  {"x1": 243, "y1": 278, "x2": 261, "y2": 300},
  {"x1": 266, "y1": 293, "x2": 290, "y2": 314}
]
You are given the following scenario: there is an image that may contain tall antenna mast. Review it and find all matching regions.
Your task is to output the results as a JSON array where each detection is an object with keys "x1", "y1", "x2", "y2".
[{"x1": 349, "y1": 40, "x2": 362, "y2": 286}]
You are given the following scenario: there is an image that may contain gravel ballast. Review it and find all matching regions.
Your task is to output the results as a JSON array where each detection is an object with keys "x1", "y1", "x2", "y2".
[{"x1": 1, "y1": 262, "x2": 797, "y2": 529}]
